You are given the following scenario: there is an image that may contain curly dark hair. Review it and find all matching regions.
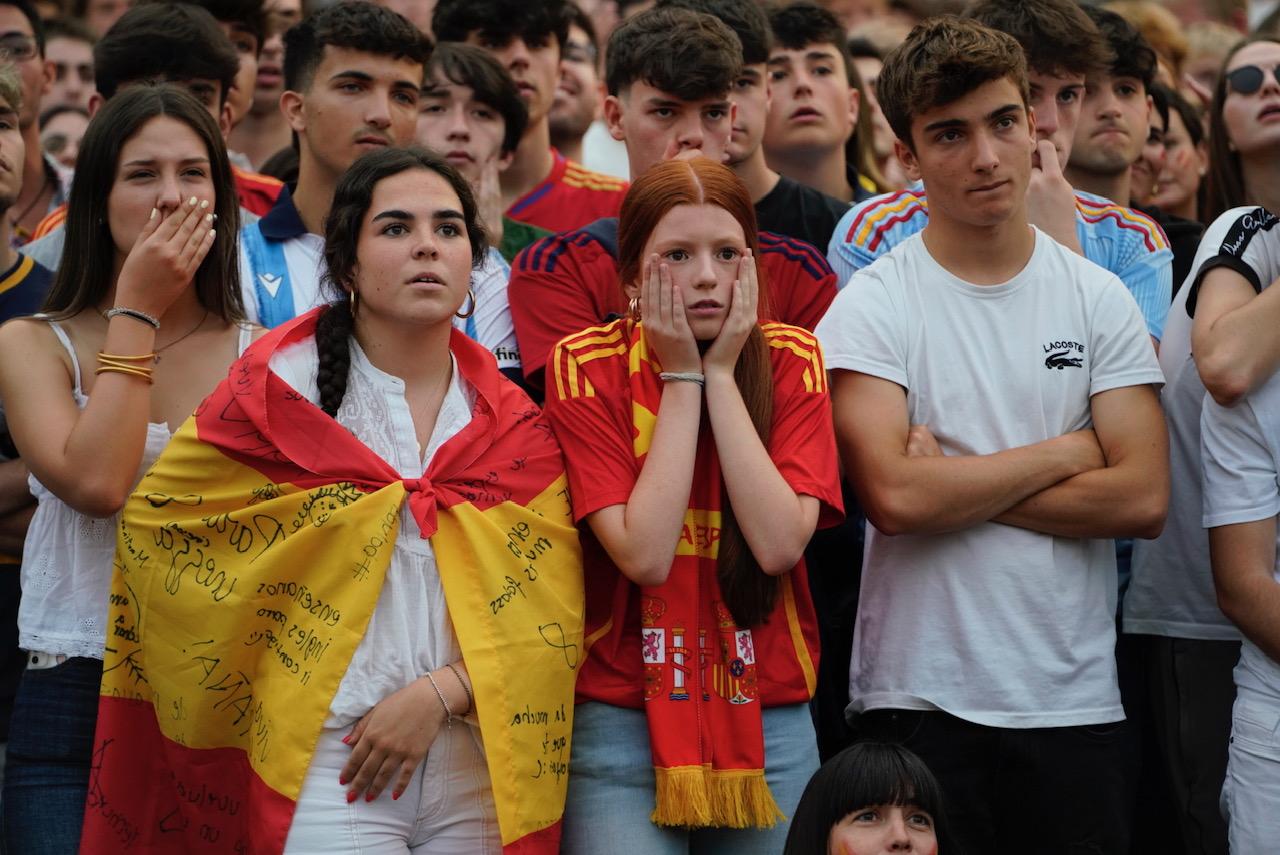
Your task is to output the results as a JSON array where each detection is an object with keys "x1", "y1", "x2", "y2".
[
  {"x1": 432, "y1": 0, "x2": 572, "y2": 52},
  {"x1": 604, "y1": 6, "x2": 742, "y2": 100},
  {"x1": 316, "y1": 147, "x2": 486, "y2": 417},
  {"x1": 190, "y1": 0, "x2": 270, "y2": 57},
  {"x1": 284, "y1": 1, "x2": 432, "y2": 93}
]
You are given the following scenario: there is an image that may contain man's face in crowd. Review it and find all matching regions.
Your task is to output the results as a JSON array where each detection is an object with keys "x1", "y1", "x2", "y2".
[
  {"x1": 898, "y1": 75, "x2": 1035, "y2": 230},
  {"x1": 604, "y1": 80, "x2": 734, "y2": 177},
  {"x1": 45, "y1": 35, "x2": 93, "y2": 112},
  {"x1": 283, "y1": 46, "x2": 422, "y2": 178},
  {"x1": 726, "y1": 61, "x2": 768, "y2": 165},
  {"x1": 549, "y1": 23, "x2": 600, "y2": 142},
  {"x1": 216, "y1": 20, "x2": 261, "y2": 130},
  {"x1": 1026, "y1": 68, "x2": 1085, "y2": 168},
  {"x1": 466, "y1": 29, "x2": 560, "y2": 129},
  {"x1": 253, "y1": 0, "x2": 303, "y2": 116},
  {"x1": 416, "y1": 72, "x2": 511, "y2": 185},
  {"x1": 84, "y1": 0, "x2": 131, "y2": 38},
  {"x1": 764, "y1": 41, "x2": 857, "y2": 159},
  {"x1": 1069, "y1": 72, "x2": 1150, "y2": 177},
  {"x1": 0, "y1": 98, "x2": 25, "y2": 210},
  {"x1": 0, "y1": 6, "x2": 52, "y2": 132}
]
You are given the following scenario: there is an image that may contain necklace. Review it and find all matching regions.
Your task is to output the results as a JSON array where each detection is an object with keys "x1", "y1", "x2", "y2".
[
  {"x1": 152, "y1": 310, "x2": 209, "y2": 362},
  {"x1": 10, "y1": 169, "x2": 51, "y2": 241}
]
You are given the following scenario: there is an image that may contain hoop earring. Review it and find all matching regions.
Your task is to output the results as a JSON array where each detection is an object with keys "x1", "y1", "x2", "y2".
[
  {"x1": 349, "y1": 288, "x2": 360, "y2": 320},
  {"x1": 455, "y1": 289, "x2": 476, "y2": 319},
  {"x1": 628, "y1": 296, "x2": 641, "y2": 321}
]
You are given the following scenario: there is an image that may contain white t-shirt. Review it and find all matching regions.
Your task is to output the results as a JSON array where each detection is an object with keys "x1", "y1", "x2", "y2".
[
  {"x1": 816, "y1": 228, "x2": 1163, "y2": 728},
  {"x1": 1125, "y1": 207, "x2": 1280, "y2": 639},
  {"x1": 1201, "y1": 374, "x2": 1280, "y2": 697}
]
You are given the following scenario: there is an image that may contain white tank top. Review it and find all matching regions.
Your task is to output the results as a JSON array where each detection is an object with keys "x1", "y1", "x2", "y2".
[{"x1": 17, "y1": 320, "x2": 252, "y2": 659}]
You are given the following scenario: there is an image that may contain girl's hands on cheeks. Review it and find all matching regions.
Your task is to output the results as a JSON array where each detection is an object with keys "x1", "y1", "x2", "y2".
[
  {"x1": 114, "y1": 196, "x2": 217, "y2": 318},
  {"x1": 640, "y1": 253, "x2": 702, "y2": 374},
  {"x1": 702, "y1": 249, "x2": 757, "y2": 376},
  {"x1": 339, "y1": 678, "x2": 445, "y2": 804}
]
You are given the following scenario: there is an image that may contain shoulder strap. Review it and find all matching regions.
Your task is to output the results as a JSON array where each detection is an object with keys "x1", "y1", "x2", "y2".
[
  {"x1": 44, "y1": 319, "x2": 83, "y2": 395},
  {"x1": 241, "y1": 221, "x2": 296, "y2": 329}
]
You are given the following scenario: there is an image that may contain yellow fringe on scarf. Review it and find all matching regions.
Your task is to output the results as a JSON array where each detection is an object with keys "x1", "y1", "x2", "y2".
[{"x1": 651, "y1": 766, "x2": 785, "y2": 829}]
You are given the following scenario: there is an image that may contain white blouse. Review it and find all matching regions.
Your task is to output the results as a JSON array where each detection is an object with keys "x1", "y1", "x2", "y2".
[
  {"x1": 269, "y1": 335, "x2": 474, "y2": 725},
  {"x1": 19, "y1": 322, "x2": 253, "y2": 659}
]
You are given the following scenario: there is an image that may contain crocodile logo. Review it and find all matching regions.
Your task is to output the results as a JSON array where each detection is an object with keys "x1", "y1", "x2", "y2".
[{"x1": 1045, "y1": 351, "x2": 1083, "y2": 369}]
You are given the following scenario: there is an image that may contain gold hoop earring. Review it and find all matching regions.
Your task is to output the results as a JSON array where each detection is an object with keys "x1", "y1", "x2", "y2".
[
  {"x1": 628, "y1": 296, "x2": 641, "y2": 321},
  {"x1": 455, "y1": 289, "x2": 476, "y2": 319},
  {"x1": 349, "y1": 288, "x2": 360, "y2": 319}
]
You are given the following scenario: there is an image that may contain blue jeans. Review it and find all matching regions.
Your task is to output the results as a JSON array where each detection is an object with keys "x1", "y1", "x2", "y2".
[
  {"x1": 561, "y1": 701, "x2": 819, "y2": 854},
  {"x1": 0, "y1": 657, "x2": 102, "y2": 855}
]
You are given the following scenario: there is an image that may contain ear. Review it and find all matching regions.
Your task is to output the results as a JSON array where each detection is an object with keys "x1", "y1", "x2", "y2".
[
  {"x1": 1026, "y1": 107, "x2": 1037, "y2": 145},
  {"x1": 496, "y1": 148, "x2": 516, "y2": 173},
  {"x1": 281, "y1": 88, "x2": 307, "y2": 134},
  {"x1": 603, "y1": 93, "x2": 625, "y2": 141},
  {"x1": 219, "y1": 101, "x2": 233, "y2": 140},
  {"x1": 847, "y1": 85, "x2": 860, "y2": 127},
  {"x1": 87, "y1": 91, "x2": 104, "y2": 117},
  {"x1": 894, "y1": 137, "x2": 921, "y2": 183},
  {"x1": 40, "y1": 58, "x2": 54, "y2": 97}
]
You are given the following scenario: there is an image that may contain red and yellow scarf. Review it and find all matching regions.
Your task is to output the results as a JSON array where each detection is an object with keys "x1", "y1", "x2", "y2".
[
  {"x1": 628, "y1": 324, "x2": 784, "y2": 830},
  {"x1": 79, "y1": 310, "x2": 584, "y2": 854}
]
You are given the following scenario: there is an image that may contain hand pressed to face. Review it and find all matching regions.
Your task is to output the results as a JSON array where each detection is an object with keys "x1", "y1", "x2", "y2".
[
  {"x1": 638, "y1": 253, "x2": 701, "y2": 375},
  {"x1": 702, "y1": 250, "x2": 758, "y2": 376}
]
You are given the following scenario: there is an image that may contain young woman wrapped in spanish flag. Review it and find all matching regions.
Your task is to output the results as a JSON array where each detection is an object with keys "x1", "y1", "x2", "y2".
[
  {"x1": 78, "y1": 148, "x2": 584, "y2": 855},
  {"x1": 545, "y1": 157, "x2": 844, "y2": 854}
]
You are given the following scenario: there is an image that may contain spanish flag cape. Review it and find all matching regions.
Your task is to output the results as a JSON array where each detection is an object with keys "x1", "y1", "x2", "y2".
[{"x1": 79, "y1": 309, "x2": 584, "y2": 855}]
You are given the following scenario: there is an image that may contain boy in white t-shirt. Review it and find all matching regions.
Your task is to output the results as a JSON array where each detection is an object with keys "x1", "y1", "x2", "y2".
[{"x1": 815, "y1": 17, "x2": 1168, "y2": 853}]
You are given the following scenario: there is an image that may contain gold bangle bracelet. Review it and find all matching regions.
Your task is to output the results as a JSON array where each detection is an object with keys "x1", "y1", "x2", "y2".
[
  {"x1": 94, "y1": 364, "x2": 154, "y2": 384},
  {"x1": 98, "y1": 351, "x2": 157, "y2": 363}
]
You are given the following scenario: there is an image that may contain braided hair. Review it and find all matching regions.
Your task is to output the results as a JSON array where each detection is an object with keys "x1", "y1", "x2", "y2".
[{"x1": 314, "y1": 146, "x2": 487, "y2": 418}]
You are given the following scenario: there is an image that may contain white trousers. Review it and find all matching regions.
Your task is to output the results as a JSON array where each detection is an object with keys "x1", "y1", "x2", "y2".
[
  {"x1": 1221, "y1": 682, "x2": 1280, "y2": 854},
  {"x1": 283, "y1": 721, "x2": 499, "y2": 854}
]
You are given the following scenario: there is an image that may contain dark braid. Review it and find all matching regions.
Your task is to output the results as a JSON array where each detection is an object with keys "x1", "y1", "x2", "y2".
[{"x1": 315, "y1": 298, "x2": 354, "y2": 417}]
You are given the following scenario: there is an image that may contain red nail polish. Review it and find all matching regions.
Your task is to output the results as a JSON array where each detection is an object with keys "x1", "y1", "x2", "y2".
[
  {"x1": 365, "y1": 793, "x2": 376, "y2": 803},
  {"x1": 346, "y1": 791, "x2": 357, "y2": 804},
  {"x1": 392, "y1": 790, "x2": 401, "y2": 801},
  {"x1": 339, "y1": 776, "x2": 348, "y2": 786}
]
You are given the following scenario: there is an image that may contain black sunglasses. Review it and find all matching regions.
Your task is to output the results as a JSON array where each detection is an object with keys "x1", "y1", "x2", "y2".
[{"x1": 1226, "y1": 64, "x2": 1280, "y2": 95}]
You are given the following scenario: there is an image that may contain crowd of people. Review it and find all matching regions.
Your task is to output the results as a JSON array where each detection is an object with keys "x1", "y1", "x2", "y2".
[{"x1": 0, "y1": 0, "x2": 1275, "y2": 852}]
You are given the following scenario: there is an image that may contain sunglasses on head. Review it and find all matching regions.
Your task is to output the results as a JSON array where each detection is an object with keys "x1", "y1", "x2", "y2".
[{"x1": 1226, "y1": 64, "x2": 1280, "y2": 95}]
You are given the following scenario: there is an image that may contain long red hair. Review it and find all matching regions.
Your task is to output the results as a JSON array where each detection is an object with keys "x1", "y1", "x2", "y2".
[{"x1": 617, "y1": 158, "x2": 779, "y2": 628}]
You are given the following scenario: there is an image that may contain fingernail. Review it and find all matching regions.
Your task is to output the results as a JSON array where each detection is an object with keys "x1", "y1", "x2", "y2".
[
  {"x1": 392, "y1": 790, "x2": 402, "y2": 801},
  {"x1": 339, "y1": 775, "x2": 348, "y2": 784},
  {"x1": 346, "y1": 791, "x2": 357, "y2": 804},
  {"x1": 205, "y1": 213, "x2": 213, "y2": 222},
  {"x1": 149, "y1": 207, "x2": 157, "y2": 220},
  {"x1": 200, "y1": 199, "x2": 209, "y2": 209},
  {"x1": 341, "y1": 735, "x2": 351, "y2": 745},
  {"x1": 365, "y1": 793, "x2": 376, "y2": 803},
  {"x1": 188, "y1": 196, "x2": 197, "y2": 206}
]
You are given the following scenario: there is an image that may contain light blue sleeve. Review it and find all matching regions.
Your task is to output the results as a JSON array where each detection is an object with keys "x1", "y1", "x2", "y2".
[{"x1": 1115, "y1": 245, "x2": 1172, "y2": 342}]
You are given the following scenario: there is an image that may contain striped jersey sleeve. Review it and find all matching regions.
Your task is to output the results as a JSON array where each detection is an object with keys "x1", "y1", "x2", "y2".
[
  {"x1": 1074, "y1": 192, "x2": 1172, "y2": 341},
  {"x1": 827, "y1": 190, "x2": 930, "y2": 287}
]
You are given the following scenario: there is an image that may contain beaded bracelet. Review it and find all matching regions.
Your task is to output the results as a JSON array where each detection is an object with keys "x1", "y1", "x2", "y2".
[
  {"x1": 445, "y1": 662, "x2": 474, "y2": 715},
  {"x1": 424, "y1": 670, "x2": 454, "y2": 728},
  {"x1": 104, "y1": 307, "x2": 160, "y2": 329},
  {"x1": 659, "y1": 371, "x2": 705, "y2": 387}
]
